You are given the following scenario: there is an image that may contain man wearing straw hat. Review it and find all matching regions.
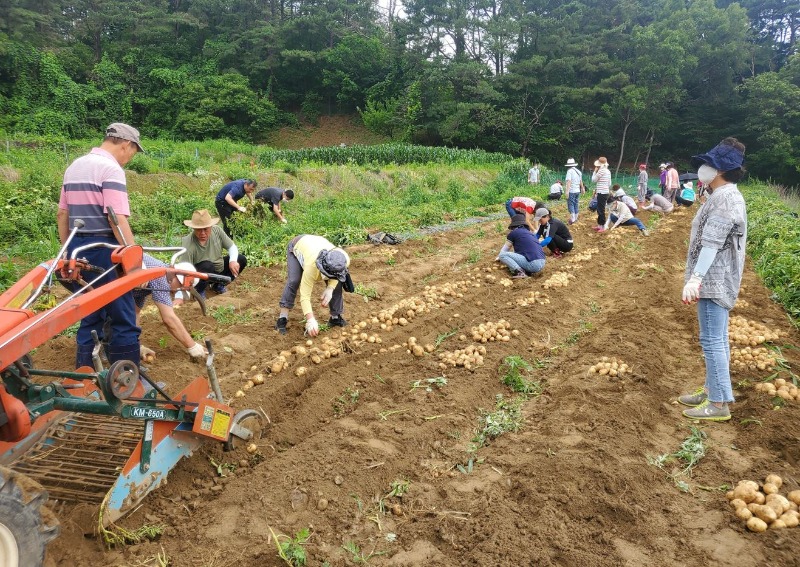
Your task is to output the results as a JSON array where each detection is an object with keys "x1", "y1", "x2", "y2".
[{"x1": 176, "y1": 209, "x2": 247, "y2": 304}]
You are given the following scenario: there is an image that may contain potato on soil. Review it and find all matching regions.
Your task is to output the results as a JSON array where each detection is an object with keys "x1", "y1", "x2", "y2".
[
  {"x1": 735, "y1": 507, "x2": 753, "y2": 521},
  {"x1": 788, "y1": 490, "x2": 800, "y2": 506},
  {"x1": 730, "y1": 499, "x2": 747, "y2": 510},
  {"x1": 746, "y1": 517, "x2": 768, "y2": 532},
  {"x1": 781, "y1": 513, "x2": 799, "y2": 528},
  {"x1": 753, "y1": 505, "x2": 778, "y2": 524},
  {"x1": 764, "y1": 474, "x2": 783, "y2": 488},
  {"x1": 769, "y1": 519, "x2": 786, "y2": 530}
]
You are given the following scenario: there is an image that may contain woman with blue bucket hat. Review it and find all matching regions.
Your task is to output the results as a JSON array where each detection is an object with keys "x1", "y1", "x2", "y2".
[{"x1": 677, "y1": 137, "x2": 747, "y2": 421}]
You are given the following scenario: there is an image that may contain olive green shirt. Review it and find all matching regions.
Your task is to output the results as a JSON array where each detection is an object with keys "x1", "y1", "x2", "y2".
[{"x1": 180, "y1": 225, "x2": 234, "y2": 272}]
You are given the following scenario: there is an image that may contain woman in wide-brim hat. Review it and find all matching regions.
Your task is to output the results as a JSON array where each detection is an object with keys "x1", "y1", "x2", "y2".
[{"x1": 677, "y1": 137, "x2": 747, "y2": 422}]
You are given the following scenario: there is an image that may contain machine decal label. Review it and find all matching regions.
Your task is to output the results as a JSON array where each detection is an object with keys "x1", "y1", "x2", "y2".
[
  {"x1": 211, "y1": 409, "x2": 231, "y2": 439},
  {"x1": 132, "y1": 407, "x2": 167, "y2": 420}
]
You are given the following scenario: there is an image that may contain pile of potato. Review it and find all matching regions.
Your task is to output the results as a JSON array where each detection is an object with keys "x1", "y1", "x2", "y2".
[
  {"x1": 729, "y1": 316, "x2": 786, "y2": 347},
  {"x1": 542, "y1": 272, "x2": 576, "y2": 289},
  {"x1": 735, "y1": 298, "x2": 750, "y2": 309},
  {"x1": 499, "y1": 277, "x2": 513, "y2": 288},
  {"x1": 405, "y1": 336, "x2": 435, "y2": 357},
  {"x1": 438, "y1": 344, "x2": 487, "y2": 369},
  {"x1": 516, "y1": 291, "x2": 551, "y2": 307},
  {"x1": 588, "y1": 357, "x2": 632, "y2": 377},
  {"x1": 470, "y1": 320, "x2": 518, "y2": 343},
  {"x1": 566, "y1": 247, "x2": 599, "y2": 264},
  {"x1": 374, "y1": 297, "x2": 429, "y2": 331},
  {"x1": 730, "y1": 346, "x2": 777, "y2": 373},
  {"x1": 726, "y1": 475, "x2": 800, "y2": 532},
  {"x1": 754, "y1": 378, "x2": 800, "y2": 402},
  {"x1": 422, "y1": 281, "x2": 472, "y2": 304}
]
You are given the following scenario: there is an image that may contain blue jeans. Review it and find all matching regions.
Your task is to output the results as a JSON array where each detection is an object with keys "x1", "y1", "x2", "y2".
[
  {"x1": 609, "y1": 215, "x2": 645, "y2": 231},
  {"x1": 67, "y1": 235, "x2": 140, "y2": 367},
  {"x1": 697, "y1": 299, "x2": 733, "y2": 403},
  {"x1": 567, "y1": 193, "x2": 579, "y2": 215},
  {"x1": 498, "y1": 252, "x2": 545, "y2": 275},
  {"x1": 505, "y1": 199, "x2": 516, "y2": 217}
]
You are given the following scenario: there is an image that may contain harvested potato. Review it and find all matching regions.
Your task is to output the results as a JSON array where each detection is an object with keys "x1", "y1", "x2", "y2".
[
  {"x1": 763, "y1": 482, "x2": 779, "y2": 495},
  {"x1": 753, "y1": 505, "x2": 778, "y2": 524},
  {"x1": 769, "y1": 519, "x2": 787, "y2": 530},
  {"x1": 730, "y1": 499, "x2": 747, "y2": 510},
  {"x1": 787, "y1": 490, "x2": 800, "y2": 506},
  {"x1": 735, "y1": 507, "x2": 753, "y2": 521},
  {"x1": 781, "y1": 513, "x2": 799, "y2": 528},
  {"x1": 746, "y1": 517, "x2": 768, "y2": 532}
]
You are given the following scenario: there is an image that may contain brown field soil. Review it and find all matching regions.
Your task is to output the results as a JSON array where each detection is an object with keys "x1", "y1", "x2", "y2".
[
  {"x1": 30, "y1": 201, "x2": 800, "y2": 566},
  {"x1": 263, "y1": 115, "x2": 389, "y2": 149}
]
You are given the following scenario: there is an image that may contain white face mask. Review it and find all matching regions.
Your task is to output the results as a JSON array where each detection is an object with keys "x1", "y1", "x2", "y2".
[{"x1": 697, "y1": 164, "x2": 719, "y2": 184}]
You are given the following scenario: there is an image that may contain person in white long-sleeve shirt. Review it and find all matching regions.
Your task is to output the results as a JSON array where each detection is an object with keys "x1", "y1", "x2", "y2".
[{"x1": 603, "y1": 194, "x2": 649, "y2": 236}]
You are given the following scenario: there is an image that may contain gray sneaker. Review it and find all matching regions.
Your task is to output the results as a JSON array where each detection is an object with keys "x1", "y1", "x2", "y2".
[
  {"x1": 678, "y1": 387, "x2": 707, "y2": 407},
  {"x1": 682, "y1": 399, "x2": 731, "y2": 421}
]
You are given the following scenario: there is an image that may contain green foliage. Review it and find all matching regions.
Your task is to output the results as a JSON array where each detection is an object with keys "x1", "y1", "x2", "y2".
[
  {"x1": 359, "y1": 98, "x2": 404, "y2": 139},
  {"x1": 500, "y1": 356, "x2": 544, "y2": 396},
  {"x1": 276, "y1": 528, "x2": 310, "y2": 567},
  {"x1": 743, "y1": 184, "x2": 800, "y2": 324},
  {"x1": 165, "y1": 153, "x2": 198, "y2": 174},
  {"x1": 301, "y1": 93, "x2": 322, "y2": 126},
  {"x1": 257, "y1": 144, "x2": 513, "y2": 167},
  {"x1": 472, "y1": 395, "x2": 525, "y2": 449}
]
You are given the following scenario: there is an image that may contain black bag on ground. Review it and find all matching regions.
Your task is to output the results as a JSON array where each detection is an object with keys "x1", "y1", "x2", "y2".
[
  {"x1": 367, "y1": 231, "x2": 401, "y2": 245},
  {"x1": 343, "y1": 273, "x2": 355, "y2": 293}
]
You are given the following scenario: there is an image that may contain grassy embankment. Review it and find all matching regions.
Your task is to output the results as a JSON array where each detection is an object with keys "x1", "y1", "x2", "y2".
[
  {"x1": 0, "y1": 138, "x2": 797, "y2": 325},
  {"x1": 0, "y1": 139, "x2": 526, "y2": 278}
]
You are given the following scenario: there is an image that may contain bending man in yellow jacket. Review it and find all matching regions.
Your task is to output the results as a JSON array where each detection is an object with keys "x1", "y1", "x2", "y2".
[{"x1": 276, "y1": 234, "x2": 351, "y2": 336}]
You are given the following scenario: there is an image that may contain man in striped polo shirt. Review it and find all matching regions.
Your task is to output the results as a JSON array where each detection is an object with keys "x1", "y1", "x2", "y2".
[{"x1": 57, "y1": 123, "x2": 143, "y2": 369}]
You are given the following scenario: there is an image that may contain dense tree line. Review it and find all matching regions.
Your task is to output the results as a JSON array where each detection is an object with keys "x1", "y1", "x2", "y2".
[{"x1": 0, "y1": 0, "x2": 798, "y2": 183}]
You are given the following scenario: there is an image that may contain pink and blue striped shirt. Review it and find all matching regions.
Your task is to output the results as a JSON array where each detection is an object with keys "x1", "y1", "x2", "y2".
[{"x1": 59, "y1": 147, "x2": 130, "y2": 236}]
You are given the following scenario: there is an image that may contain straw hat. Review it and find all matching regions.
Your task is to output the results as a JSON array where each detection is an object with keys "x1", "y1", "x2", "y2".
[{"x1": 183, "y1": 209, "x2": 220, "y2": 229}]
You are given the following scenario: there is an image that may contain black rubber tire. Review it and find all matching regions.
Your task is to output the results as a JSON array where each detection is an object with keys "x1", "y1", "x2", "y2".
[{"x1": 0, "y1": 466, "x2": 60, "y2": 567}]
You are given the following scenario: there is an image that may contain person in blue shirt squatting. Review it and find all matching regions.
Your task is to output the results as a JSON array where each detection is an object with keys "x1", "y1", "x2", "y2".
[
  {"x1": 495, "y1": 213, "x2": 547, "y2": 279},
  {"x1": 214, "y1": 178, "x2": 257, "y2": 236},
  {"x1": 676, "y1": 181, "x2": 696, "y2": 207}
]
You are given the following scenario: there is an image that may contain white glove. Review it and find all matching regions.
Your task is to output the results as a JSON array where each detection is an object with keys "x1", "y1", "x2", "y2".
[
  {"x1": 305, "y1": 317, "x2": 319, "y2": 337},
  {"x1": 321, "y1": 287, "x2": 333, "y2": 307},
  {"x1": 140, "y1": 345, "x2": 156, "y2": 363},
  {"x1": 187, "y1": 342, "x2": 207, "y2": 359},
  {"x1": 682, "y1": 275, "x2": 702, "y2": 304},
  {"x1": 239, "y1": 206, "x2": 247, "y2": 213},
  {"x1": 281, "y1": 218, "x2": 288, "y2": 224}
]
